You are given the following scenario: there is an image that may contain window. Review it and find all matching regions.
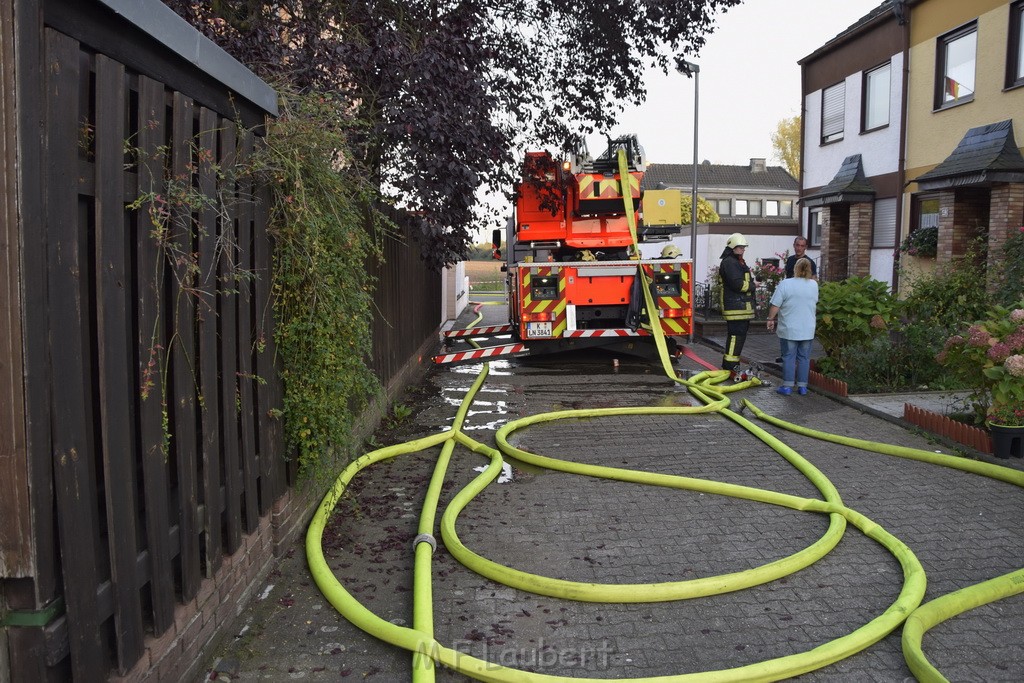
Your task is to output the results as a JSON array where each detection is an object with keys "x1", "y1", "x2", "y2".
[
  {"x1": 734, "y1": 199, "x2": 761, "y2": 216},
  {"x1": 821, "y1": 81, "x2": 845, "y2": 144},
  {"x1": 935, "y1": 22, "x2": 977, "y2": 108},
  {"x1": 913, "y1": 194, "x2": 941, "y2": 230},
  {"x1": 872, "y1": 198, "x2": 897, "y2": 248},
  {"x1": 809, "y1": 209, "x2": 823, "y2": 246},
  {"x1": 863, "y1": 62, "x2": 890, "y2": 131},
  {"x1": 714, "y1": 199, "x2": 731, "y2": 216},
  {"x1": 1008, "y1": 1, "x2": 1024, "y2": 88},
  {"x1": 765, "y1": 200, "x2": 793, "y2": 217}
]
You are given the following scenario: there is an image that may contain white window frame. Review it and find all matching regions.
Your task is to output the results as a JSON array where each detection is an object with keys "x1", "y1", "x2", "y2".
[
  {"x1": 1008, "y1": 1, "x2": 1024, "y2": 89},
  {"x1": 765, "y1": 200, "x2": 792, "y2": 217},
  {"x1": 863, "y1": 62, "x2": 891, "y2": 132},
  {"x1": 821, "y1": 81, "x2": 845, "y2": 144},
  {"x1": 935, "y1": 22, "x2": 977, "y2": 108},
  {"x1": 809, "y1": 209, "x2": 823, "y2": 247}
]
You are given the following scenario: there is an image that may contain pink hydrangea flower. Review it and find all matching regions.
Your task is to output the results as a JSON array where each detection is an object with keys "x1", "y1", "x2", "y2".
[
  {"x1": 987, "y1": 342, "x2": 1012, "y2": 363},
  {"x1": 967, "y1": 324, "x2": 991, "y2": 347},
  {"x1": 943, "y1": 334, "x2": 964, "y2": 350},
  {"x1": 1006, "y1": 327, "x2": 1024, "y2": 351},
  {"x1": 1010, "y1": 309, "x2": 1024, "y2": 323},
  {"x1": 1005, "y1": 354, "x2": 1024, "y2": 378}
]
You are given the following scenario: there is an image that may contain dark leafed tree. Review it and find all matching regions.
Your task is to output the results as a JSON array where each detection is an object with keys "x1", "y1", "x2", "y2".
[{"x1": 164, "y1": 0, "x2": 742, "y2": 269}]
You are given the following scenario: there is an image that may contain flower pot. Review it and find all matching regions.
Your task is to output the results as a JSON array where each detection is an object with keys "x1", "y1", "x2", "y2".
[{"x1": 988, "y1": 423, "x2": 1024, "y2": 459}]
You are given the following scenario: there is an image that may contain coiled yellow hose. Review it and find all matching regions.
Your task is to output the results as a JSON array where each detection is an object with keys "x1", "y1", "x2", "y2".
[{"x1": 306, "y1": 149, "x2": 1022, "y2": 682}]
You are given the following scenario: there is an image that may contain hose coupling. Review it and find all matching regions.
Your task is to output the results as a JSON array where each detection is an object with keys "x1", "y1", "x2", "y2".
[{"x1": 413, "y1": 533, "x2": 437, "y2": 553}]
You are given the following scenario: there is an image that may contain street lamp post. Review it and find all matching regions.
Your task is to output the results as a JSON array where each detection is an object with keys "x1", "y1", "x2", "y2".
[{"x1": 679, "y1": 60, "x2": 699, "y2": 344}]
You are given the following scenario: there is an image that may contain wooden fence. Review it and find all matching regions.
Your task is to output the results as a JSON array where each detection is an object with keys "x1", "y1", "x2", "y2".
[
  {"x1": 1, "y1": 1, "x2": 442, "y2": 680},
  {"x1": 27, "y1": 23, "x2": 284, "y2": 683}
]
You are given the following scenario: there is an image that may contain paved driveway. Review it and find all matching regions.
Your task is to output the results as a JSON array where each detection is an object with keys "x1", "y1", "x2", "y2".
[{"x1": 203, "y1": 305, "x2": 1024, "y2": 682}]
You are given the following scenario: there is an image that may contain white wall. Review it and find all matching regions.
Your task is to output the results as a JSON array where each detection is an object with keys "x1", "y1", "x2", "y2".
[
  {"x1": 640, "y1": 234, "x2": 819, "y2": 284},
  {"x1": 802, "y1": 52, "x2": 902, "y2": 291},
  {"x1": 803, "y1": 52, "x2": 903, "y2": 189},
  {"x1": 442, "y1": 261, "x2": 468, "y2": 325},
  {"x1": 869, "y1": 248, "x2": 895, "y2": 288}
]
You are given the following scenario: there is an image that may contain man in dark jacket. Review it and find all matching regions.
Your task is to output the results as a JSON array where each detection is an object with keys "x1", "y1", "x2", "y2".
[
  {"x1": 718, "y1": 233, "x2": 755, "y2": 374},
  {"x1": 784, "y1": 236, "x2": 817, "y2": 279}
]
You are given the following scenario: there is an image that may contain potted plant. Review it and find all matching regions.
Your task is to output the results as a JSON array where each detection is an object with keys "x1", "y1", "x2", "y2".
[
  {"x1": 898, "y1": 225, "x2": 938, "y2": 258},
  {"x1": 937, "y1": 302, "x2": 1024, "y2": 458}
]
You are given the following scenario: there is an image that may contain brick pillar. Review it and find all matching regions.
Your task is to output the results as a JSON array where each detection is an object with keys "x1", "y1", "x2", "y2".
[
  {"x1": 948, "y1": 188, "x2": 990, "y2": 260},
  {"x1": 848, "y1": 201, "x2": 874, "y2": 277},
  {"x1": 824, "y1": 205, "x2": 849, "y2": 280},
  {"x1": 988, "y1": 182, "x2": 1024, "y2": 278}
]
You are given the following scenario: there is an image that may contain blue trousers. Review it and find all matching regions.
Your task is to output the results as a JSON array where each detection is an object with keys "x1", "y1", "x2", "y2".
[{"x1": 780, "y1": 338, "x2": 812, "y2": 388}]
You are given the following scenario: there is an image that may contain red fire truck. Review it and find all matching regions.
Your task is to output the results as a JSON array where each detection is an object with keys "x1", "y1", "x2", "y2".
[{"x1": 435, "y1": 136, "x2": 694, "y2": 365}]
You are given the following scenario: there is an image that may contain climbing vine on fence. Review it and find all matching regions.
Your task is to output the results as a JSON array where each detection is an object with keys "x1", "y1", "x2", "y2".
[
  {"x1": 128, "y1": 130, "x2": 254, "y2": 457},
  {"x1": 254, "y1": 91, "x2": 390, "y2": 476}
]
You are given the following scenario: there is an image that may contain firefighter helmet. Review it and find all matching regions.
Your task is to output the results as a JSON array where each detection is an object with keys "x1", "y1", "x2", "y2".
[
  {"x1": 660, "y1": 244, "x2": 681, "y2": 258},
  {"x1": 726, "y1": 233, "x2": 749, "y2": 249}
]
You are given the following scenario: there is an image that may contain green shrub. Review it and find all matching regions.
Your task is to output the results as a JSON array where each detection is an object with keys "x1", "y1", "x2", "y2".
[
  {"x1": 992, "y1": 226, "x2": 1024, "y2": 306},
  {"x1": 937, "y1": 300, "x2": 1024, "y2": 425},
  {"x1": 818, "y1": 230, "x2": 1023, "y2": 394},
  {"x1": 829, "y1": 322, "x2": 957, "y2": 393},
  {"x1": 816, "y1": 277, "x2": 895, "y2": 371}
]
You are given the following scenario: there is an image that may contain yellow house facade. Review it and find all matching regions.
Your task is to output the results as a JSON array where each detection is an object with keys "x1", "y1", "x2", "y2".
[{"x1": 903, "y1": 0, "x2": 1024, "y2": 285}]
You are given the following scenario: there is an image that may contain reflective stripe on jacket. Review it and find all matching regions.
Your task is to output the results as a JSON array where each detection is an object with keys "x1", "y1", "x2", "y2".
[{"x1": 719, "y1": 251, "x2": 755, "y2": 321}]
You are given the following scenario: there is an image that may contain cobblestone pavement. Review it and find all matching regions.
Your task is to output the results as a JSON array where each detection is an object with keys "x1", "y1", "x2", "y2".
[{"x1": 202, "y1": 305, "x2": 1024, "y2": 682}]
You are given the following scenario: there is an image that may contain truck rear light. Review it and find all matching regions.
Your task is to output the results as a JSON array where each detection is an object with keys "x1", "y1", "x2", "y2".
[
  {"x1": 522, "y1": 312, "x2": 553, "y2": 322},
  {"x1": 659, "y1": 308, "x2": 687, "y2": 318}
]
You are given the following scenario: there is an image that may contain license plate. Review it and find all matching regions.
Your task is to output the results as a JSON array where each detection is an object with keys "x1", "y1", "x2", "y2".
[{"x1": 526, "y1": 322, "x2": 552, "y2": 338}]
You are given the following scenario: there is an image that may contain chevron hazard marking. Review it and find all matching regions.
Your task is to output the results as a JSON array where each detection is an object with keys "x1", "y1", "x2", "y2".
[
  {"x1": 564, "y1": 329, "x2": 649, "y2": 338},
  {"x1": 443, "y1": 325, "x2": 514, "y2": 338},
  {"x1": 432, "y1": 343, "x2": 528, "y2": 365}
]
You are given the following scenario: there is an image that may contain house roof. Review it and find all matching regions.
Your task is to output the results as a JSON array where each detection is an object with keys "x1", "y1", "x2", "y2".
[
  {"x1": 798, "y1": 1, "x2": 895, "y2": 65},
  {"x1": 912, "y1": 120, "x2": 1024, "y2": 191},
  {"x1": 642, "y1": 163, "x2": 798, "y2": 192},
  {"x1": 802, "y1": 154, "x2": 875, "y2": 207}
]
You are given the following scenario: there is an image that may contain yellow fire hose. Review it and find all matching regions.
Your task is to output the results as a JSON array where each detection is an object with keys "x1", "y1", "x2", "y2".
[
  {"x1": 741, "y1": 400, "x2": 1024, "y2": 682},
  {"x1": 305, "y1": 149, "x2": 1023, "y2": 682}
]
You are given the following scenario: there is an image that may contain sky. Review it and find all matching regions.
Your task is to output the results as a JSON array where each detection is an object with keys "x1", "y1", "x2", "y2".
[
  {"x1": 584, "y1": 0, "x2": 885, "y2": 168},
  {"x1": 477, "y1": 0, "x2": 885, "y2": 237}
]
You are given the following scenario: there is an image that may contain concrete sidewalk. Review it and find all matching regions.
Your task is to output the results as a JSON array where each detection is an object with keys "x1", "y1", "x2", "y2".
[
  {"x1": 200, "y1": 309, "x2": 1024, "y2": 682},
  {"x1": 703, "y1": 330, "x2": 975, "y2": 423}
]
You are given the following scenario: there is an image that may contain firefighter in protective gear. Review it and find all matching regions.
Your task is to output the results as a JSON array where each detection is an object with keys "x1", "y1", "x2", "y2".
[
  {"x1": 660, "y1": 244, "x2": 681, "y2": 258},
  {"x1": 718, "y1": 233, "x2": 755, "y2": 373}
]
